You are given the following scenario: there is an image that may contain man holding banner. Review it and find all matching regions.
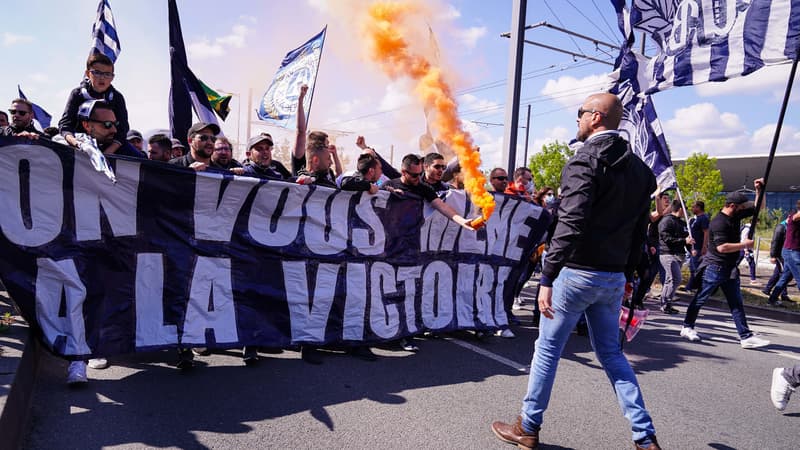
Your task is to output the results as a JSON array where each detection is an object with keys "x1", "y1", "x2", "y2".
[{"x1": 492, "y1": 93, "x2": 660, "y2": 450}]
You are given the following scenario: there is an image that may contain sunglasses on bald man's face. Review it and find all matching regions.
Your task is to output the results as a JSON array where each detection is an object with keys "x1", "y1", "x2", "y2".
[
  {"x1": 8, "y1": 109, "x2": 29, "y2": 116},
  {"x1": 492, "y1": 176, "x2": 508, "y2": 181},
  {"x1": 196, "y1": 134, "x2": 217, "y2": 143},
  {"x1": 88, "y1": 118, "x2": 119, "y2": 129}
]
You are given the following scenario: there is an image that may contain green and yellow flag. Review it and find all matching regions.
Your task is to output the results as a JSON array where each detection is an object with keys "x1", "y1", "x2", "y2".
[{"x1": 198, "y1": 80, "x2": 232, "y2": 121}]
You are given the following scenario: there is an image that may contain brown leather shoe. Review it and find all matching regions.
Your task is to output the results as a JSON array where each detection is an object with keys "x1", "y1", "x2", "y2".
[
  {"x1": 491, "y1": 415, "x2": 539, "y2": 449},
  {"x1": 634, "y1": 435, "x2": 661, "y2": 449}
]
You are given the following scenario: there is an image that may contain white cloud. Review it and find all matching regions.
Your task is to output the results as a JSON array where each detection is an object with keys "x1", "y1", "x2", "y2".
[
  {"x1": 188, "y1": 39, "x2": 224, "y2": 59},
  {"x1": 306, "y1": 0, "x2": 331, "y2": 13},
  {"x1": 217, "y1": 24, "x2": 250, "y2": 48},
  {"x1": 663, "y1": 103, "x2": 746, "y2": 139},
  {"x1": 439, "y1": 4, "x2": 461, "y2": 20},
  {"x1": 452, "y1": 26, "x2": 487, "y2": 49},
  {"x1": 2, "y1": 32, "x2": 34, "y2": 47},
  {"x1": 379, "y1": 80, "x2": 416, "y2": 111},
  {"x1": 540, "y1": 73, "x2": 614, "y2": 108},
  {"x1": 531, "y1": 126, "x2": 572, "y2": 154},
  {"x1": 334, "y1": 98, "x2": 366, "y2": 116},
  {"x1": 238, "y1": 15, "x2": 257, "y2": 24},
  {"x1": 694, "y1": 64, "x2": 800, "y2": 99},
  {"x1": 188, "y1": 24, "x2": 252, "y2": 59},
  {"x1": 750, "y1": 124, "x2": 800, "y2": 154},
  {"x1": 459, "y1": 93, "x2": 499, "y2": 113}
]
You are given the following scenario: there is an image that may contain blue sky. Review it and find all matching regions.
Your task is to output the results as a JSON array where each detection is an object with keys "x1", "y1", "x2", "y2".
[{"x1": 2, "y1": 0, "x2": 798, "y2": 170}]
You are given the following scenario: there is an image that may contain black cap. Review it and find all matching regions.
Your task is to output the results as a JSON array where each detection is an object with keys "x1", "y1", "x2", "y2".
[
  {"x1": 170, "y1": 138, "x2": 185, "y2": 149},
  {"x1": 187, "y1": 122, "x2": 221, "y2": 139},
  {"x1": 725, "y1": 191, "x2": 754, "y2": 209},
  {"x1": 247, "y1": 133, "x2": 274, "y2": 149},
  {"x1": 126, "y1": 129, "x2": 143, "y2": 141}
]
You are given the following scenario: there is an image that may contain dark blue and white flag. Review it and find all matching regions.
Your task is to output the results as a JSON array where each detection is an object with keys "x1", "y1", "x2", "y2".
[
  {"x1": 17, "y1": 86, "x2": 52, "y2": 130},
  {"x1": 611, "y1": 80, "x2": 676, "y2": 191},
  {"x1": 615, "y1": 0, "x2": 800, "y2": 94},
  {"x1": 258, "y1": 27, "x2": 327, "y2": 127},
  {"x1": 168, "y1": 0, "x2": 221, "y2": 146},
  {"x1": 89, "y1": 0, "x2": 121, "y2": 63}
]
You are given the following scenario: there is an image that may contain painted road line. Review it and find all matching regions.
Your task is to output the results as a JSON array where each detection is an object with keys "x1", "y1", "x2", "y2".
[{"x1": 448, "y1": 338, "x2": 529, "y2": 373}]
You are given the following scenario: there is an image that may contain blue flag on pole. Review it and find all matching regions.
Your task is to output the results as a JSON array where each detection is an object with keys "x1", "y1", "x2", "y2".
[
  {"x1": 17, "y1": 86, "x2": 52, "y2": 129},
  {"x1": 167, "y1": 0, "x2": 221, "y2": 146},
  {"x1": 613, "y1": 0, "x2": 800, "y2": 94},
  {"x1": 258, "y1": 27, "x2": 327, "y2": 127},
  {"x1": 90, "y1": 0, "x2": 121, "y2": 63}
]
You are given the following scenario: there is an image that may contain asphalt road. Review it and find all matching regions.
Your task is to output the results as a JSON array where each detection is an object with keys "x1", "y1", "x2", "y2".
[{"x1": 23, "y1": 293, "x2": 800, "y2": 449}]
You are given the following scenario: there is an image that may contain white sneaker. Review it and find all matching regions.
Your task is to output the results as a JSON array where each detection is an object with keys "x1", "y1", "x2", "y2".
[
  {"x1": 495, "y1": 329, "x2": 516, "y2": 339},
  {"x1": 87, "y1": 358, "x2": 109, "y2": 369},
  {"x1": 67, "y1": 361, "x2": 88, "y2": 385},
  {"x1": 740, "y1": 335, "x2": 770, "y2": 349},
  {"x1": 771, "y1": 368, "x2": 795, "y2": 411},
  {"x1": 680, "y1": 327, "x2": 702, "y2": 342},
  {"x1": 512, "y1": 298, "x2": 523, "y2": 311}
]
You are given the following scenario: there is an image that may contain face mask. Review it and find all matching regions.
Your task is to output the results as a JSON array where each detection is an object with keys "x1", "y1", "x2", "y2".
[{"x1": 545, "y1": 194, "x2": 555, "y2": 205}]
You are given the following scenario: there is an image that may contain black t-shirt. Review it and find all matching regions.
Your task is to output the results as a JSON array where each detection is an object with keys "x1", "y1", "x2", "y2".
[
  {"x1": 382, "y1": 178, "x2": 438, "y2": 203},
  {"x1": 704, "y1": 207, "x2": 754, "y2": 267}
]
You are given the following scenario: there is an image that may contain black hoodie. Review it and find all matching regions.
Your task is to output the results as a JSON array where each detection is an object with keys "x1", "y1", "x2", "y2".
[
  {"x1": 58, "y1": 79, "x2": 129, "y2": 146},
  {"x1": 541, "y1": 132, "x2": 656, "y2": 286}
]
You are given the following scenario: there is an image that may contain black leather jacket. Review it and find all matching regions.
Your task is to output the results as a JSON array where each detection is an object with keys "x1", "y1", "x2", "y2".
[{"x1": 541, "y1": 132, "x2": 656, "y2": 286}]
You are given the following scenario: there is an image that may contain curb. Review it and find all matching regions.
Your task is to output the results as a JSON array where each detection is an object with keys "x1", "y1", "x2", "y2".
[{"x1": 0, "y1": 300, "x2": 40, "y2": 450}]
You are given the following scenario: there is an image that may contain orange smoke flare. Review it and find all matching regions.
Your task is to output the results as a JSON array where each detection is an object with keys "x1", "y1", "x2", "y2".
[{"x1": 363, "y1": 2, "x2": 495, "y2": 221}]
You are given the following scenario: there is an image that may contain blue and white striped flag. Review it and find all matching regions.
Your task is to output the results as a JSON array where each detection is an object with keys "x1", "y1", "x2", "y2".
[
  {"x1": 611, "y1": 80, "x2": 676, "y2": 192},
  {"x1": 616, "y1": 0, "x2": 800, "y2": 94},
  {"x1": 90, "y1": 0, "x2": 121, "y2": 63},
  {"x1": 258, "y1": 27, "x2": 327, "y2": 127}
]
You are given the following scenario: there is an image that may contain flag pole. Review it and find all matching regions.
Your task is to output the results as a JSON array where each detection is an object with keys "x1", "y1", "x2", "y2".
[
  {"x1": 747, "y1": 48, "x2": 800, "y2": 240},
  {"x1": 304, "y1": 25, "x2": 328, "y2": 130}
]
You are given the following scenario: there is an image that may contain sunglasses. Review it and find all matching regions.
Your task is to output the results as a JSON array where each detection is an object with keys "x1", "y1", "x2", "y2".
[
  {"x1": 577, "y1": 107, "x2": 607, "y2": 118},
  {"x1": 89, "y1": 69, "x2": 115, "y2": 79},
  {"x1": 492, "y1": 176, "x2": 508, "y2": 181},
  {"x1": 404, "y1": 170, "x2": 422, "y2": 178},
  {"x1": 196, "y1": 135, "x2": 217, "y2": 143},
  {"x1": 433, "y1": 164, "x2": 447, "y2": 170},
  {"x1": 88, "y1": 118, "x2": 119, "y2": 129},
  {"x1": 215, "y1": 146, "x2": 232, "y2": 152},
  {"x1": 8, "y1": 109, "x2": 29, "y2": 116}
]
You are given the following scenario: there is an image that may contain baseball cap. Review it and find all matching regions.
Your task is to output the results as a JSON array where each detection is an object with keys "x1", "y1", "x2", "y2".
[
  {"x1": 77, "y1": 99, "x2": 106, "y2": 120},
  {"x1": 171, "y1": 138, "x2": 185, "y2": 149},
  {"x1": 247, "y1": 133, "x2": 274, "y2": 149},
  {"x1": 126, "y1": 129, "x2": 143, "y2": 141},
  {"x1": 725, "y1": 191, "x2": 754, "y2": 208},
  {"x1": 187, "y1": 122, "x2": 221, "y2": 139}
]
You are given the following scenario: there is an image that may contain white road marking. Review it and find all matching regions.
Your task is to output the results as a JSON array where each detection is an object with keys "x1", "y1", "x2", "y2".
[{"x1": 448, "y1": 337, "x2": 529, "y2": 373}]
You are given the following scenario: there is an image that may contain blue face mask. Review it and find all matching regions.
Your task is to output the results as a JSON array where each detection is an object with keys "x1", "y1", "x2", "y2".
[{"x1": 545, "y1": 194, "x2": 556, "y2": 206}]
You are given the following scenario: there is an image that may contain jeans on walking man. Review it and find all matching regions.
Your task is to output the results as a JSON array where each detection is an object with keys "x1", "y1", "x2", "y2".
[
  {"x1": 491, "y1": 93, "x2": 660, "y2": 450},
  {"x1": 681, "y1": 186, "x2": 770, "y2": 349}
]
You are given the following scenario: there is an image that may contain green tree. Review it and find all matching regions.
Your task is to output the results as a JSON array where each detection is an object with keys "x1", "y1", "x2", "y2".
[
  {"x1": 528, "y1": 141, "x2": 574, "y2": 190},
  {"x1": 675, "y1": 152, "x2": 724, "y2": 214}
]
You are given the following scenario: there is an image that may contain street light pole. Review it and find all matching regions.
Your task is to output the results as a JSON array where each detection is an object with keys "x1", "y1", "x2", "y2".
[{"x1": 523, "y1": 104, "x2": 531, "y2": 168}]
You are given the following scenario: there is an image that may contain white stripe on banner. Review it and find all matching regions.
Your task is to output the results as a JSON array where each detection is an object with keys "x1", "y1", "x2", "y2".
[
  {"x1": 763, "y1": 1, "x2": 791, "y2": 64},
  {"x1": 724, "y1": 5, "x2": 747, "y2": 80},
  {"x1": 690, "y1": 37, "x2": 712, "y2": 86}
]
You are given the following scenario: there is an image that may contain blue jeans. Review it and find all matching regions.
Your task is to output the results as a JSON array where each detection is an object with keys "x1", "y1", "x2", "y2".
[
  {"x1": 769, "y1": 249, "x2": 800, "y2": 303},
  {"x1": 520, "y1": 268, "x2": 656, "y2": 442},
  {"x1": 683, "y1": 264, "x2": 753, "y2": 339},
  {"x1": 686, "y1": 252, "x2": 701, "y2": 288}
]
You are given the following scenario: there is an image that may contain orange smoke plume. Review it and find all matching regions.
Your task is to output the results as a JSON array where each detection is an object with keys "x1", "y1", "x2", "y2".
[{"x1": 362, "y1": 1, "x2": 495, "y2": 221}]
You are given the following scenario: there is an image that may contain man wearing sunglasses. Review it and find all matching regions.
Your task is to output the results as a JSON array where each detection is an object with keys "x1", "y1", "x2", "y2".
[
  {"x1": 421, "y1": 152, "x2": 450, "y2": 197},
  {"x1": 489, "y1": 168, "x2": 509, "y2": 192},
  {"x1": 169, "y1": 122, "x2": 221, "y2": 172},
  {"x1": 492, "y1": 93, "x2": 660, "y2": 450},
  {"x1": 2, "y1": 98, "x2": 41, "y2": 138},
  {"x1": 59, "y1": 53, "x2": 130, "y2": 156}
]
